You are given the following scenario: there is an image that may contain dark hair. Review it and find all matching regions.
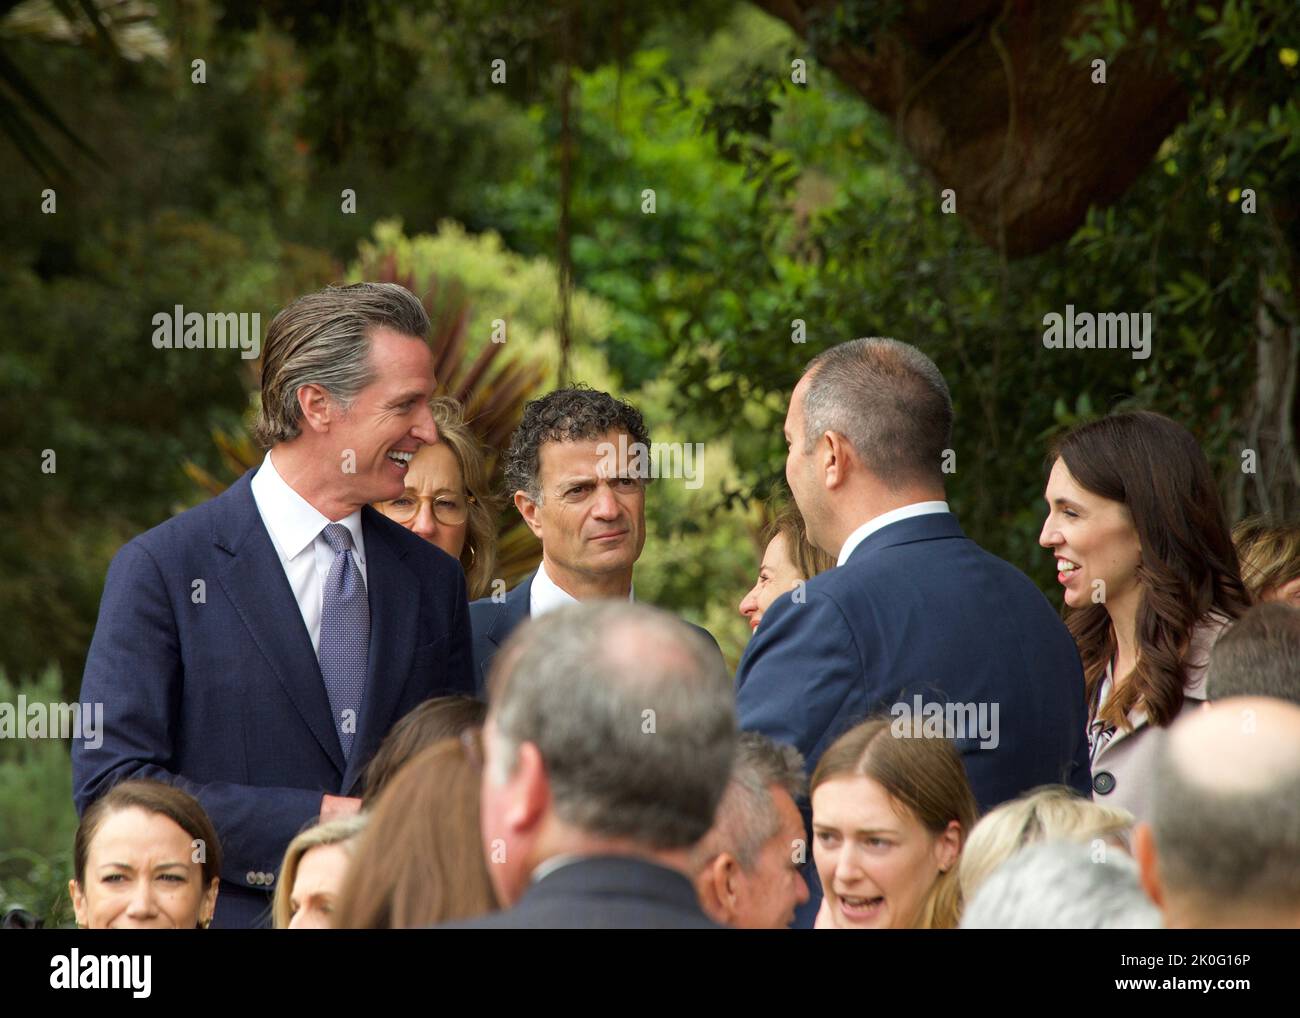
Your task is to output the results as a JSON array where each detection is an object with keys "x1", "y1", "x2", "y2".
[
  {"x1": 1208, "y1": 603, "x2": 1300, "y2": 706},
  {"x1": 503, "y1": 386, "x2": 650, "y2": 501},
  {"x1": 1049, "y1": 411, "x2": 1249, "y2": 730},
  {"x1": 802, "y1": 338, "x2": 952, "y2": 490},
  {"x1": 361, "y1": 695, "x2": 487, "y2": 807},
  {"x1": 74, "y1": 780, "x2": 222, "y2": 925},
  {"x1": 335, "y1": 734, "x2": 499, "y2": 928}
]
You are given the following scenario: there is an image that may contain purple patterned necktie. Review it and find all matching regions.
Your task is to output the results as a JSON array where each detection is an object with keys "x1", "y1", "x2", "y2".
[{"x1": 319, "y1": 523, "x2": 368, "y2": 759}]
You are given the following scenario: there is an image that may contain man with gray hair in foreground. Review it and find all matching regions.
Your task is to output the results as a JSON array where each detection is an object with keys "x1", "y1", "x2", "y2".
[
  {"x1": 445, "y1": 601, "x2": 736, "y2": 929},
  {"x1": 692, "y1": 732, "x2": 810, "y2": 929},
  {"x1": 960, "y1": 840, "x2": 1161, "y2": 929},
  {"x1": 1134, "y1": 696, "x2": 1300, "y2": 929}
]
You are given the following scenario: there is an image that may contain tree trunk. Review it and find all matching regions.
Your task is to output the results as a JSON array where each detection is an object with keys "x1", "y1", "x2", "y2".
[{"x1": 756, "y1": 0, "x2": 1186, "y2": 255}]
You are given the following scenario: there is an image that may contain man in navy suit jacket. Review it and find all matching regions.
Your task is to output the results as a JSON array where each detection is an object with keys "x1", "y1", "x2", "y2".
[
  {"x1": 73, "y1": 283, "x2": 475, "y2": 928},
  {"x1": 735, "y1": 338, "x2": 1090, "y2": 927},
  {"x1": 469, "y1": 387, "x2": 719, "y2": 691}
]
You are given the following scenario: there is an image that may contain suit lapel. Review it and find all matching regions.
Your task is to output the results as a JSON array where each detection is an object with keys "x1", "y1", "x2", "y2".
[
  {"x1": 490, "y1": 571, "x2": 534, "y2": 648},
  {"x1": 343, "y1": 508, "x2": 420, "y2": 792},
  {"x1": 212, "y1": 470, "x2": 345, "y2": 777}
]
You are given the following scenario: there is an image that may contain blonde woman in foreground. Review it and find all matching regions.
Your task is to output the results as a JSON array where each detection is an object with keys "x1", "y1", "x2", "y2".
[{"x1": 811, "y1": 717, "x2": 978, "y2": 929}]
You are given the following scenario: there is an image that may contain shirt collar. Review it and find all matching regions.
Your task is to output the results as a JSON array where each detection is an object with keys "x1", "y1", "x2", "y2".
[
  {"x1": 529, "y1": 853, "x2": 589, "y2": 885},
  {"x1": 530, "y1": 559, "x2": 634, "y2": 618},
  {"x1": 251, "y1": 450, "x2": 365, "y2": 564},
  {"x1": 836, "y1": 501, "x2": 951, "y2": 567}
]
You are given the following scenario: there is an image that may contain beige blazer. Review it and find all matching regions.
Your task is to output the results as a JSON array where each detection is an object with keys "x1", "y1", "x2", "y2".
[{"x1": 1088, "y1": 616, "x2": 1228, "y2": 825}]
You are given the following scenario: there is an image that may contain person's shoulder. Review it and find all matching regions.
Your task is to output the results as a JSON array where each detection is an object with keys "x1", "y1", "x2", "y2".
[
  {"x1": 1184, "y1": 611, "x2": 1234, "y2": 692},
  {"x1": 117, "y1": 476, "x2": 253, "y2": 563},
  {"x1": 468, "y1": 592, "x2": 506, "y2": 627},
  {"x1": 471, "y1": 572, "x2": 532, "y2": 611}
]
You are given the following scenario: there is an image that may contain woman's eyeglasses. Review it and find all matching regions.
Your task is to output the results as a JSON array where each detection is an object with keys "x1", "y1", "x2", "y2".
[{"x1": 382, "y1": 492, "x2": 474, "y2": 526}]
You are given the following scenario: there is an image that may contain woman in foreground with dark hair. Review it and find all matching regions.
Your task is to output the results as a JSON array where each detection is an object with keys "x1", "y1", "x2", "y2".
[
  {"x1": 1039, "y1": 410, "x2": 1249, "y2": 823},
  {"x1": 69, "y1": 780, "x2": 221, "y2": 929}
]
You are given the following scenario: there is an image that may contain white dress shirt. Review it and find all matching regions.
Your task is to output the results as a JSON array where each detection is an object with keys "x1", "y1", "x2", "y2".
[
  {"x1": 529, "y1": 559, "x2": 634, "y2": 618},
  {"x1": 836, "y1": 501, "x2": 951, "y2": 566},
  {"x1": 249, "y1": 450, "x2": 368, "y2": 658}
]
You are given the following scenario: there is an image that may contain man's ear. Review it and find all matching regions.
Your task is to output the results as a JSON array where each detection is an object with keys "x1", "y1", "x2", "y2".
[
  {"x1": 514, "y1": 491, "x2": 544, "y2": 540},
  {"x1": 507, "y1": 741, "x2": 549, "y2": 834},
  {"x1": 696, "y1": 854, "x2": 740, "y2": 927},
  {"x1": 1133, "y1": 822, "x2": 1164, "y2": 908},
  {"x1": 822, "y1": 431, "x2": 851, "y2": 491},
  {"x1": 693, "y1": 856, "x2": 728, "y2": 926},
  {"x1": 296, "y1": 383, "x2": 335, "y2": 434}
]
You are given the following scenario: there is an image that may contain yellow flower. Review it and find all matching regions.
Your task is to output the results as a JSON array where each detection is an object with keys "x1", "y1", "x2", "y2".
[
  {"x1": 1228, "y1": 187, "x2": 1242, "y2": 203},
  {"x1": 1280, "y1": 48, "x2": 1299, "y2": 68}
]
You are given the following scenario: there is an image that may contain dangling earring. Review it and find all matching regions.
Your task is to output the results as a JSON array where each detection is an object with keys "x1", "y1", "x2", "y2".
[{"x1": 201, "y1": 916, "x2": 212, "y2": 929}]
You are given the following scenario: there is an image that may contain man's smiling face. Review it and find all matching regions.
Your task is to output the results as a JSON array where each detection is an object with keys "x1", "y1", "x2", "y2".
[{"x1": 326, "y1": 326, "x2": 439, "y2": 507}]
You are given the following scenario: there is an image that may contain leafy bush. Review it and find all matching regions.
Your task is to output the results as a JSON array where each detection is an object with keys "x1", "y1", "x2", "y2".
[{"x1": 0, "y1": 665, "x2": 78, "y2": 927}]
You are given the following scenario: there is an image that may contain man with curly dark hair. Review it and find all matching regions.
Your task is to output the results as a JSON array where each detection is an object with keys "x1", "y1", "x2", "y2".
[{"x1": 469, "y1": 386, "x2": 719, "y2": 688}]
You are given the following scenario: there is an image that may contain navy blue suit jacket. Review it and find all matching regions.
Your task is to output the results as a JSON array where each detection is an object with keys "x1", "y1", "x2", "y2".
[
  {"x1": 469, "y1": 570, "x2": 723, "y2": 694},
  {"x1": 72, "y1": 467, "x2": 475, "y2": 928},
  {"x1": 735, "y1": 512, "x2": 1090, "y2": 927},
  {"x1": 439, "y1": 855, "x2": 722, "y2": 929}
]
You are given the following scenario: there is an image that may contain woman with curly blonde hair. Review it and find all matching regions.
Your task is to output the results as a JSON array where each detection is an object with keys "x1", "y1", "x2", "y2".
[{"x1": 373, "y1": 395, "x2": 499, "y2": 599}]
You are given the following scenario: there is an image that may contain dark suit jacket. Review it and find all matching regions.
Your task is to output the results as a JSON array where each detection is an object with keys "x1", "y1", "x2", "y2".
[
  {"x1": 469, "y1": 570, "x2": 723, "y2": 694},
  {"x1": 735, "y1": 512, "x2": 1090, "y2": 927},
  {"x1": 72, "y1": 467, "x2": 475, "y2": 929},
  {"x1": 439, "y1": 855, "x2": 723, "y2": 929}
]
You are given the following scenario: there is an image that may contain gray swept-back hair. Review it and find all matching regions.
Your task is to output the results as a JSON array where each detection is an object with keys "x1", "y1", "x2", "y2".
[
  {"x1": 486, "y1": 602, "x2": 735, "y2": 850},
  {"x1": 802, "y1": 337, "x2": 952, "y2": 489},
  {"x1": 256, "y1": 282, "x2": 430, "y2": 447},
  {"x1": 692, "y1": 732, "x2": 805, "y2": 872}
]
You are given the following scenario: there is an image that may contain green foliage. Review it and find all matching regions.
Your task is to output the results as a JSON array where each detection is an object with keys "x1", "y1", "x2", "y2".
[
  {"x1": 466, "y1": 0, "x2": 1299, "y2": 597},
  {"x1": 0, "y1": 665, "x2": 78, "y2": 927},
  {"x1": 346, "y1": 220, "x2": 759, "y2": 656}
]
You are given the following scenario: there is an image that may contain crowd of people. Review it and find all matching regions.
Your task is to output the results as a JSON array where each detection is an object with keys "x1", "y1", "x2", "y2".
[{"x1": 62, "y1": 281, "x2": 1300, "y2": 930}]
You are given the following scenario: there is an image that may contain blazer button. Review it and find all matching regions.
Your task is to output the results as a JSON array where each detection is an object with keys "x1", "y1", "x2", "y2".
[
  {"x1": 246, "y1": 870, "x2": 257, "y2": 885},
  {"x1": 1093, "y1": 771, "x2": 1116, "y2": 795}
]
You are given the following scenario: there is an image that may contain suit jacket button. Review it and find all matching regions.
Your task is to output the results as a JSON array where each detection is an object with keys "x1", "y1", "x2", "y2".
[
  {"x1": 246, "y1": 870, "x2": 257, "y2": 885},
  {"x1": 1093, "y1": 771, "x2": 1116, "y2": 795}
]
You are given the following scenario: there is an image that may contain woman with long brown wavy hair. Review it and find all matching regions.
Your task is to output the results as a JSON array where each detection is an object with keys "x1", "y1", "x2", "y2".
[
  {"x1": 332, "y1": 731, "x2": 498, "y2": 928},
  {"x1": 1039, "y1": 410, "x2": 1249, "y2": 823}
]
